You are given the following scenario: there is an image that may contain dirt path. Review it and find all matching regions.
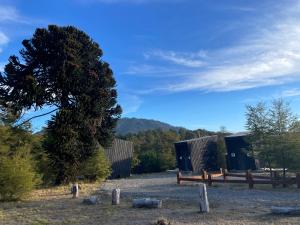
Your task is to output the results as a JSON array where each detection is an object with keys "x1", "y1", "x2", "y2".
[{"x1": 1, "y1": 172, "x2": 300, "y2": 225}]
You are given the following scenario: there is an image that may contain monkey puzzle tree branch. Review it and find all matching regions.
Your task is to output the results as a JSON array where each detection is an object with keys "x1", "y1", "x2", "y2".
[{"x1": 15, "y1": 108, "x2": 59, "y2": 128}]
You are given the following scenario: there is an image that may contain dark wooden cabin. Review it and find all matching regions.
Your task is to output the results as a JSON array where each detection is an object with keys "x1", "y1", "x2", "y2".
[
  {"x1": 104, "y1": 139, "x2": 134, "y2": 179},
  {"x1": 225, "y1": 132, "x2": 256, "y2": 171},
  {"x1": 174, "y1": 136, "x2": 219, "y2": 173}
]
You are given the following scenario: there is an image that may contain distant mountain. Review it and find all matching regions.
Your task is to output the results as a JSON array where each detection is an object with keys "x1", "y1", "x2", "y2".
[{"x1": 116, "y1": 117, "x2": 182, "y2": 135}]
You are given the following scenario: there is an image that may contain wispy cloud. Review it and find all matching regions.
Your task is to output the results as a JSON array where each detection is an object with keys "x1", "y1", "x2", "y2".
[
  {"x1": 281, "y1": 88, "x2": 300, "y2": 98},
  {"x1": 119, "y1": 93, "x2": 143, "y2": 114},
  {"x1": 0, "y1": 6, "x2": 34, "y2": 24},
  {"x1": 144, "y1": 50, "x2": 207, "y2": 68},
  {"x1": 130, "y1": 2, "x2": 300, "y2": 94},
  {"x1": 0, "y1": 31, "x2": 9, "y2": 53}
]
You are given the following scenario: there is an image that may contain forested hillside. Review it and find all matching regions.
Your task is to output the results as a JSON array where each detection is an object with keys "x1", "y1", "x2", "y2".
[{"x1": 116, "y1": 117, "x2": 182, "y2": 135}]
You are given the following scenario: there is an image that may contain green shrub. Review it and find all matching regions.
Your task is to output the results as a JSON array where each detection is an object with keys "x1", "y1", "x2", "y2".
[
  {"x1": 81, "y1": 147, "x2": 111, "y2": 181},
  {"x1": 0, "y1": 155, "x2": 40, "y2": 201},
  {"x1": 137, "y1": 150, "x2": 176, "y2": 173}
]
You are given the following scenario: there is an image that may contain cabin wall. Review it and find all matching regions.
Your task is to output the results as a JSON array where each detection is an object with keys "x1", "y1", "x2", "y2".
[
  {"x1": 104, "y1": 139, "x2": 134, "y2": 178},
  {"x1": 225, "y1": 136, "x2": 256, "y2": 171},
  {"x1": 175, "y1": 135, "x2": 219, "y2": 173}
]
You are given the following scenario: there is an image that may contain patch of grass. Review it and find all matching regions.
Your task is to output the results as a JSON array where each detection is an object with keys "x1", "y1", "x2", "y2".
[
  {"x1": 0, "y1": 209, "x2": 5, "y2": 220},
  {"x1": 30, "y1": 218, "x2": 50, "y2": 225}
]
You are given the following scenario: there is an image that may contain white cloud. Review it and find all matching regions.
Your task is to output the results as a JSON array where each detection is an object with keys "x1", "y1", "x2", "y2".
[
  {"x1": 119, "y1": 93, "x2": 143, "y2": 114},
  {"x1": 131, "y1": 1, "x2": 300, "y2": 94},
  {"x1": 166, "y1": 20, "x2": 300, "y2": 92},
  {"x1": 0, "y1": 6, "x2": 31, "y2": 24},
  {"x1": 0, "y1": 31, "x2": 9, "y2": 54},
  {"x1": 0, "y1": 32, "x2": 9, "y2": 45},
  {"x1": 281, "y1": 88, "x2": 300, "y2": 97},
  {"x1": 145, "y1": 50, "x2": 206, "y2": 68}
]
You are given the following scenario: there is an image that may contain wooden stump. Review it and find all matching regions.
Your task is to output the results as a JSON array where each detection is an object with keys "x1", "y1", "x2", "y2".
[
  {"x1": 71, "y1": 183, "x2": 79, "y2": 198},
  {"x1": 132, "y1": 198, "x2": 162, "y2": 208},
  {"x1": 112, "y1": 188, "x2": 120, "y2": 205},
  {"x1": 199, "y1": 183, "x2": 209, "y2": 213}
]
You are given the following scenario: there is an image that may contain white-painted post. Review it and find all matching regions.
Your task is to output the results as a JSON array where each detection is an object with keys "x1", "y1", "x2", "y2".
[
  {"x1": 112, "y1": 188, "x2": 120, "y2": 205},
  {"x1": 199, "y1": 183, "x2": 209, "y2": 213},
  {"x1": 71, "y1": 183, "x2": 79, "y2": 198}
]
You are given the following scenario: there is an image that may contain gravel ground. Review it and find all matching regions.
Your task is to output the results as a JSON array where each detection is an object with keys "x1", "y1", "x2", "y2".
[
  {"x1": 1, "y1": 172, "x2": 300, "y2": 225},
  {"x1": 99, "y1": 172, "x2": 300, "y2": 225},
  {"x1": 101, "y1": 172, "x2": 300, "y2": 206}
]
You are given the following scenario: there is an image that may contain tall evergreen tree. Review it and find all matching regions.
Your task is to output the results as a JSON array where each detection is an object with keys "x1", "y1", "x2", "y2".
[{"x1": 0, "y1": 25, "x2": 121, "y2": 183}]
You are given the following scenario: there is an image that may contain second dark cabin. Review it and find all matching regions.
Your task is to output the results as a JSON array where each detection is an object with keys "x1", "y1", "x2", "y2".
[{"x1": 225, "y1": 132, "x2": 257, "y2": 171}]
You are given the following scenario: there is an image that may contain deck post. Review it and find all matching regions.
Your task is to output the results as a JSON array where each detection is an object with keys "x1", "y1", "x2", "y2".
[
  {"x1": 246, "y1": 170, "x2": 254, "y2": 189},
  {"x1": 177, "y1": 171, "x2": 181, "y2": 185},
  {"x1": 208, "y1": 173, "x2": 212, "y2": 187},
  {"x1": 296, "y1": 173, "x2": 300, "y2": 189},
  {"x1": 221, "y1": 168, "x2": 227, "y2": 181}
]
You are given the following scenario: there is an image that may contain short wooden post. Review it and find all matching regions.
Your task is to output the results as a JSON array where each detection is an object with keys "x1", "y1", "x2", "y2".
[
  {"x1": 247, "y1": 171, "x2": 254, "y2": 189},
  {"x1": 271, "y1": 171, "x2": 278, "y2": 188},
  {"x1": 202, "y1": 169, "x2": 207, "y2": 181},
  {"x1": 296, "y1": 173, "x2": 300, "y2": 189},
  {"x1": 283, "y1": 172, "x2": 287, "y2": 188},
  {"x1": 199, "y1": 183, "x2": 209, "y2": 213},
  {"x1": 71, "y1": 183, "x2": 79, "y2": 198},
  {"x1": 221, "y1": 168, "x2": 227, "y2": 181},
  {"x1": 112, "y1": 188, "x2": 120, "y2": 205},
  {"x1": 207, "y1": 173, "x2": 212, "y2": 187},
  {"x1": 177, "y1": 171, "x2": 181, "y2": 184}
]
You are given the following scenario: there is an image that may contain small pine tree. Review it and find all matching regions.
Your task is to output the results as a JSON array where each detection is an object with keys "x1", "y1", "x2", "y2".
[
  {"x1": 81, "y1": 147, "x2": 111, "y2": 181},
  {"x1": 0, "y1": 154, "x2": 40, "y2": 201}
]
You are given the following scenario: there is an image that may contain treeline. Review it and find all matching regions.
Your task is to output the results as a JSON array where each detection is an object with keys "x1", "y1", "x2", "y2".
[{"x1": 119, "y1": 128, "x2": 226, "y2": 173}]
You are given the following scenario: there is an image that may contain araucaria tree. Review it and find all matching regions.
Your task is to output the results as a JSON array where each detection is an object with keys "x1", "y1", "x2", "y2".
[{"x1": 0, "y1": 25, "x2": 121, "y2": 184}]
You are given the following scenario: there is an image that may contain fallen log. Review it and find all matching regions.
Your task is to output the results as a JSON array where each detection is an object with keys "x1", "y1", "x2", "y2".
[
  {"x1": 132, "y1": 198, "x2": 162, "y2": 208},
  {"x1": 271, "y1": 206, "x2": 300, "y2": 215}
]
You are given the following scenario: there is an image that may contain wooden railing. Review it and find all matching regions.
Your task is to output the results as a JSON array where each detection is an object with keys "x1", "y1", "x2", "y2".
[{"x1": 177, "y1": 168, "x2": 300, "y2": 189}]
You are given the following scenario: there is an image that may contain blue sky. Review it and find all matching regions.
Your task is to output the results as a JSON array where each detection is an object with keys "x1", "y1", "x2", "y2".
[{"x1": 1, "y1": 0, "x2": 300, "y2": 132}]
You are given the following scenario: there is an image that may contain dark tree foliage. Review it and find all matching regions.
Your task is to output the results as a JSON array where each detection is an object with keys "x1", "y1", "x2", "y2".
[{"x1": 0, "y1": 25, "x2": 121, "y2": 183}]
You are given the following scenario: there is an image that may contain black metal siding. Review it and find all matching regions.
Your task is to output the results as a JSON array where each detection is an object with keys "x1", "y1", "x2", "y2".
[
  {"x1": 104, "y1": 139, "x2": 134, "y2": 178},
  {"x1": 225, "y1": 135, "x2": 256, "y2": 171},
  {"x1": 175, "y1": 136, "x2": 219, "y2": 173}
]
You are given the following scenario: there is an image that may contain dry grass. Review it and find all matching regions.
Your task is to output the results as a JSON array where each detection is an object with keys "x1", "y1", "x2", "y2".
[{"x1": 0, "y1": 179, "x2": 300, "y2": 225}]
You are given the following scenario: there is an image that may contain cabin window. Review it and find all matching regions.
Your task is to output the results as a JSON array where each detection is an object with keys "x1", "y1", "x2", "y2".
[{"x1": 231, "y1": 152, "x2": 236, "y2": 157}]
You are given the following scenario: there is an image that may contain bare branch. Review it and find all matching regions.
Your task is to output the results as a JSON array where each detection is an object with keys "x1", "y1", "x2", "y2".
[{"x1": 14, "y1": 108, "x2": 59, "y2": 128}]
